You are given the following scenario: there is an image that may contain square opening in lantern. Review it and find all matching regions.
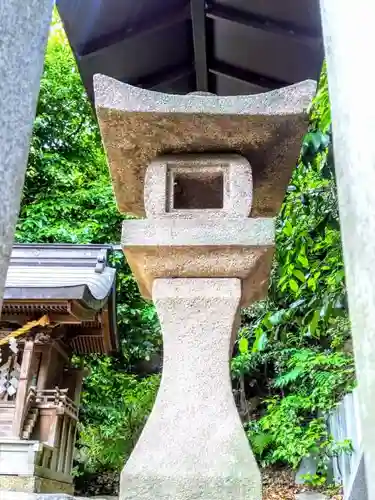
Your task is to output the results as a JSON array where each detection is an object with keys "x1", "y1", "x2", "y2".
[{"x1": 168, "y1": 167, "x2": 225, "y2": 211}]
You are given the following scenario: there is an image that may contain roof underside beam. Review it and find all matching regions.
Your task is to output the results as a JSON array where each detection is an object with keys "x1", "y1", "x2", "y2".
[
  {"x1": 57, "y1": 0, "x2": 323, "y2": 97},
  {"x1": 206, "y1": 3, "x2": 321, "y2": 43},
  {"x1": 129, "y1": 59, "x2": 288, "y2": 95},
  {"x1": 78, "y1": 6, "x2": 191, "y2": 57},
  {"x1": 128, "y1": 62, "x2": 194, "y2": 90},
  {"x1": 209, "y1": 61, "x2": 289, "y2": 91},
  {"x1": 190, "y1": 0, "x2": 208, "y2": 91}
]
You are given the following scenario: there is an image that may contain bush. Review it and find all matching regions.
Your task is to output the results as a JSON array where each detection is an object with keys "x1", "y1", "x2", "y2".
[
  {"x1": 232, "y1": 66, "x2": 355, "y2": 481},
  {"x1": 76, "y1": 357, "x2": 160, "y2": 472}
]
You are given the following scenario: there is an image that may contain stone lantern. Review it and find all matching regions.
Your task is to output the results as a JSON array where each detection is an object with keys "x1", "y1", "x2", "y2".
[{"x1": 94, "y1": 75, "x2": 316, "y2": 500}]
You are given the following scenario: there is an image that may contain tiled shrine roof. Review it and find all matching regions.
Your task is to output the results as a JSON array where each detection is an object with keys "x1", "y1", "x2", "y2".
[
  {"x1": 5, "y1": 244, "x2": 115, "y2": 305},
  {"x1": 1, "y1": 244, "x2": 118, "y2": 354}
]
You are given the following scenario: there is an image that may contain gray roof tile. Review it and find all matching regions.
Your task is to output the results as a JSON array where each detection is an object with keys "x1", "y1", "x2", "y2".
[{"x1": 4, "y1": 244, "x2": 116, "y2": 308}]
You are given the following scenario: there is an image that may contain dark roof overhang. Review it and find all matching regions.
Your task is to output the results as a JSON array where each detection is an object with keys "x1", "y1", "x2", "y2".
[{"x1": 57, "y1": 0, "x2": 324, "y2": 99}]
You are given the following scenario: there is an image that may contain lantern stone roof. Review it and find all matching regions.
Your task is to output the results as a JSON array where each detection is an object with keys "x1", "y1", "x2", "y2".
[
  {"x1": 94, "y1": 76, "x2": 316, "y2": 217},
  {"x1": 1, "y1": 244, "x2": 118, "y2": 355}
]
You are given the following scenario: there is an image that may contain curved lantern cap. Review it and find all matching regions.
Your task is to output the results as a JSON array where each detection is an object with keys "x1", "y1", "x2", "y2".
[
  {"x1": 94, "y1": 75, "x2": 316, "y2": 217},
  {"x1": 1, "y1": 244, "x2": 118, "y2": 355}
]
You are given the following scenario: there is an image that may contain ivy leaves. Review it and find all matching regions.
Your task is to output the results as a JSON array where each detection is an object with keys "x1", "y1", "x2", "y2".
[{"x1": 231, "y1": 66, "x2": 354, "y2": 477}]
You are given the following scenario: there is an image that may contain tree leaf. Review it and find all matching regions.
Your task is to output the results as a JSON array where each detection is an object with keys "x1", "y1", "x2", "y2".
[
  {"x1": 283, "y1": 220, "x2": 293, "y2": 237},
  {"x1": 268, "y1": 310, "x2": 285, "y2": 326},
  {"x1": 289, "y1": 279, "x2": 299, "y2": 293},
  {"x1": 293, "y1": 269, "x2": 306, "y2": 282},
  {"x1": 298, "y1": 254, "x2": 309, "y2": 269},
  {"x1": 252, "y1": 330, "x2": 267, "y2": 353},
  {"x1": 308, "y1": 309, "x2": 320, "y2": 336},
  {"x1": 239, "y1": 337, "x2": 249, "y2": 354}
]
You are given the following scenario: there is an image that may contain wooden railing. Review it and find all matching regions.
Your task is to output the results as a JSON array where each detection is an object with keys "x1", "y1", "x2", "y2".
[
  {"x1": 35, "y1": 442, "x2": 74, "y2": 487},
  {"x1": 1, "y1": 386, "x2": 78, "y2": 483},
  {"x1": 35, "y1": 388, "x2": 78, "y2": 420},
  {"x1": 32, "y1": 387, "x2": 78, "y2": 480}
]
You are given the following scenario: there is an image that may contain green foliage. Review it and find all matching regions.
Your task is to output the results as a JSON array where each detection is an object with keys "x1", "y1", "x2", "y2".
[
  {"x1": 76, "y1": 357, "x2": 159, "y2": 471},
  {"x1": 248, "y1": 398, "x2": 329, "y2": 468},
  {"x1": 17, "y1": 13, "x2": 161, "y2": 364},
  {"x1": 232, "y1": 67, "x2": 355, "y2": 480},
  {"x1": 18, "y1": 12, "x2": 118, "y2": 244},
  {"x1": 17, "y1": 13, "x2": 161, "y2": 475},
  {"x1": 246, "y1": 347, "x2": 354, "y2": 468},
  {"x1": 273, "y1": 348, "x2": 354, "y2": 409}
]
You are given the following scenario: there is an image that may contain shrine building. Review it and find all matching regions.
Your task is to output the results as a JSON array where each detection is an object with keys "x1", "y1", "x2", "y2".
[{"x1": 0, "y1": 244, "x2": 118, "y2": 494}]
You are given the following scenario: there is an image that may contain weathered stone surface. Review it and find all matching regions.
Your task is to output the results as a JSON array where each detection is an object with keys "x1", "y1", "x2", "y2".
[
  {"x1": 122, "y1": 153, "x2": 274, "y2": 306},
  {"x1": 122, "y1": 217, "x2": 274, "y2": 246},
  {"x1": 0, "y1": 0, "x2": 52, "y2": 311},
  {"x1": 122, "y1": 218, "x2": 274, "y2": 306},
  {"x1": 320, "y1": 1, "x2": 375, "y2": 497},
  {"x1": 295, "y1": 493, "x2": 328, "y2": 500},
  {"x1": 0, "y1": 494, "x2": 73, "y2": 500},
  {"x1": 120, "y1": 278, "x2": 261, "y2": 499},
  {"x1": 97, "y1": 69, "x2": 315, "y2": 500},
  {"x1": 0, "y1": 476, "x2": 35, "y2": 492},
  {"x1": 0, "y1": 440, "x2": 42, "y2": 476},
  {"x1": 346, "y1": 453, "x2": 368, "y2": 500},
  {"x1": 94, "y1": 75, "x2": 316, "y2": 217},
  {"x1": 295, "y1": 456, "x2": 318, "y2": 485},
  {"x1": 0, "y1": 474, "x2": 74, "y2": 495},
  {"x1": 0, "y1": 495, "x2": 116, "y2": 500},
  {"x1": 144, "y1": 154, "x2": 253, "y2": 219},
  {"x1": 35, "y1": 478, "x2": 74, "y2": 496},
  {"x1": 0, "y1": 439, "x2": 73, "y2": 494}
]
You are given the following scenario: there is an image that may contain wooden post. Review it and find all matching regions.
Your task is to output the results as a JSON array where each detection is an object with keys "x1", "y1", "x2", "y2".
[
  {"x1": 49, "y1": 416, "x2": 62, "y2": 472},
  {"x1": 70, "y1": 423, "x2": 78, "y2": 474},
  {"x1": 12, "y1": 339, "x2": 35, "y2": 437},
  {"x1": 48, "y1": 411, "x2": 61, "y2": 448},
  {"x1": 65, "y1": 420, "x2": 75, "y2": 475},
  {"x1": 37, "y1": 344, "x2": 52, "y2": 390},
  {"x1": 57, "y1": 415, "x2": 68, "y2": 473},
  {"x1": 73, "y1": 368, "x2": 85, "y2": 406}
]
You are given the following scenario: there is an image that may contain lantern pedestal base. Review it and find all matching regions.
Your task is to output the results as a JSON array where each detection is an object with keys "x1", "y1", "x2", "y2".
[{"x1": 120, "y1": 278, "x2": 261, "y2": 500}]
